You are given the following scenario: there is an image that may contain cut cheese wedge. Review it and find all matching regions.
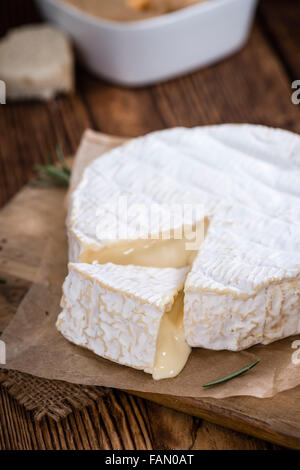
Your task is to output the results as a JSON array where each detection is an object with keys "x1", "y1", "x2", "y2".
[
  {"x1": 57, "y1": 263, "x2": 190, "y2": 379},
  {"x1": 184, "y1": 213, "x2": 300, "y2": 350}
]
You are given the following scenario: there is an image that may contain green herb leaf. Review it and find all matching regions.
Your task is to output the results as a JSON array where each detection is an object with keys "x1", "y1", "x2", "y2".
[
  {"x1": 202, "y1": 360, "x2": 260, "y2": 388},
  {"x1": 34, "y1": 164, "x2": 71, "y2": 186},
  {"x1": 56, "y1": 144, "x2": 71, "y2": 176},
  {"x1": 34, "y1": 146, "x2": 71, "y2": 187},
  {"x1": 0, "y1": 279, "x2": 6, "y2": 285}
]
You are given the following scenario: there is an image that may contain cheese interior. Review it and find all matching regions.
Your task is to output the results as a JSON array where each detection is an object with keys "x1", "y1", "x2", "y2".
[
  {"x1": 153, "y1": 292, "x2": 191, "y2": 380},
  {"x1": 77, "y1": 219, "x2": 207, "y2": 269},
  {"x1": 79, "y1": 238, "x2": 197, "y2": 269}
]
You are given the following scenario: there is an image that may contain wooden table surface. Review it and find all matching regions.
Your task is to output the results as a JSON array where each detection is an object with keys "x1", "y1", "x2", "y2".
[{"x1": 0, "y1": 0, "x2": 299, "y2": 451}]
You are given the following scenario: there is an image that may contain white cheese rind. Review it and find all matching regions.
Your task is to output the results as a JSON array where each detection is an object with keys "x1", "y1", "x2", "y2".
[
  {"x1": 183, "y1": 125, "x2": 300, "y2": 350},
  {"x1": 57, "y1": 263, "x2": 188, "y2": 373},
  {"x1": 185, "y1": 280, "x2": 300, "y2": 351},
  {"x1": 68, "y1": 124, "x2": 300, "y2": 265}
]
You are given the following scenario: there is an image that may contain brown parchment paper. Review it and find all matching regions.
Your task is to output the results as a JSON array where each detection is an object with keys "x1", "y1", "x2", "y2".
[{"x1": 1, "y1": 129, "x2": 300, "y2": 399}]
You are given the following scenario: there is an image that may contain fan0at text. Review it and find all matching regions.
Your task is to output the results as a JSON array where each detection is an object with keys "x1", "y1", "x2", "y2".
[{"x1": 105, "y1": 454, "x2": 194, "y2": 466}]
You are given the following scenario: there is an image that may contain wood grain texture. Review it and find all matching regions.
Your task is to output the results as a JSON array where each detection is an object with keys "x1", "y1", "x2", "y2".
[
  {"x1": 0, "y1": 388, "x2": 280, "y2": 450},
  {"x1": 132, "y1": 389, "x2": 300, "y2": 450},
  {"x1": 0, "y1": 96, "x2": 92, "y2": 207},
  {"x1": 0, "y1": 0, "x2": 299, "y2": 451},
  {"x1": 0, "y1": 0, "x2": 41, "y2": 38},
  {"x1": 259, "y1": 0, "x2": 300, "y2": 80},
  {"x1": 80, "y1": 26, "x2": 300, "y2": 135}
]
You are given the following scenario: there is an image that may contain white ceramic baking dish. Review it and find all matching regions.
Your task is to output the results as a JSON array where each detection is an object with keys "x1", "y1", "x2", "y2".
[{"x1": 36, "y1": 0, "x2": 258, "y2": 87}]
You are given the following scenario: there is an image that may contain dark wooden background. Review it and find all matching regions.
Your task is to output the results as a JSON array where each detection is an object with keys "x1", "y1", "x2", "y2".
[{"x1": 0, "y1": 0, "x2": 299, "y2": 450}]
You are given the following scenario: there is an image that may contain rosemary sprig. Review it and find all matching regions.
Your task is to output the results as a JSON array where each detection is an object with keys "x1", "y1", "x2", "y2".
[
  {"x1": 202, "y1": 360, "x2": 260, "y2": 388},
  {"x1": 56, "y1": 144, "x2": 71, "y2": 175},
  {"x1": 0, "y1": 279, "x2": 6, "y2": 285},
  {"x1": 34, "y1": 164, "x2": 71, "y2": 186},
  {"x1": 34, "y1": 145, "x2": 71, "y2": 187}
]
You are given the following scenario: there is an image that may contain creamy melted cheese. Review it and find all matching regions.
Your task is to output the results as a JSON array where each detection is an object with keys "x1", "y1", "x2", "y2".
[
  {"x1": 153, "y1": 292, "x2": 191, "y2": 380},
  {"x1": 79, "y1": 237, "x2": 198, "y2": 269}
]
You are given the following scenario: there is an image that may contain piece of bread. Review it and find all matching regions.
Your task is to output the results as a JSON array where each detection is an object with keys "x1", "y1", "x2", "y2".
[{"x1": 0, "y1": 24, "x2": 74, "y2": 101}]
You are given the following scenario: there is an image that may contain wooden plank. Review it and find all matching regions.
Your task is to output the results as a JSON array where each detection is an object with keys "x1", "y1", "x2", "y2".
[
  {"x1": 0, "y1": 387, "x2": 277, "y2": 450},
  {"x1": 0, "y1": 0, "x2": 41, "y2": 38},
  {"x1": 79, "y1": 73, "x2": 165, "y2": 137},
  {"x1": 0, "y1": 0, "x2": 298, "y2": 452},
  {"x1": 80, "y1": 26, "x2": 300, "y2": 135},
  {"x1": 144, "y1": 400, "x2": 278, "y2": 450},
  {"x1": 0, "y1": 95, "x2": 92, "y2": 207},
  {"x1": 131, "y1": 390, "x2": 300, "y2": 450},
  {"x1": 259, "y1": 0, "x2": 300, "y2": 79}
]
